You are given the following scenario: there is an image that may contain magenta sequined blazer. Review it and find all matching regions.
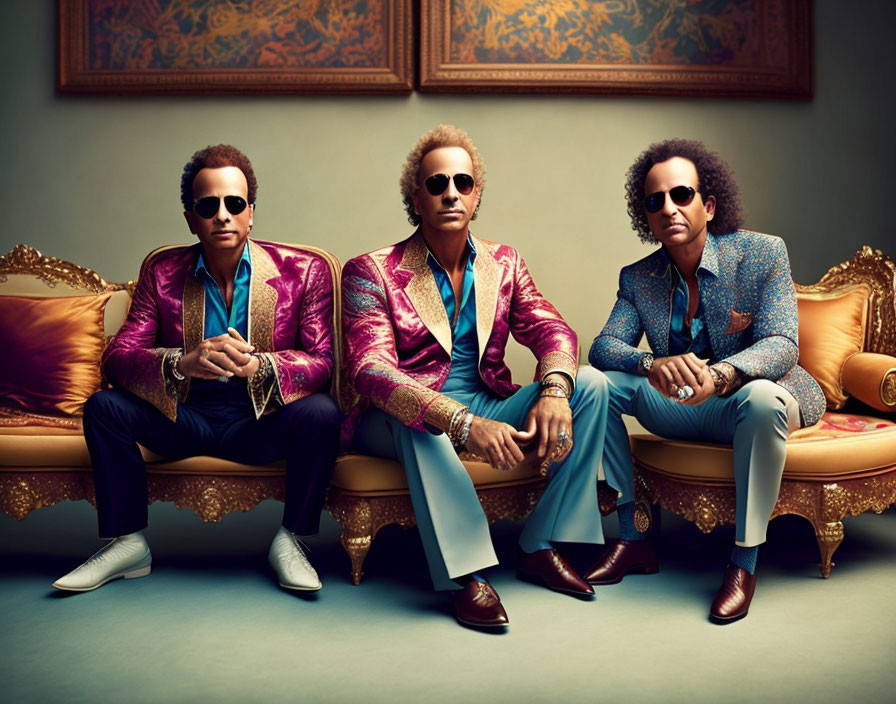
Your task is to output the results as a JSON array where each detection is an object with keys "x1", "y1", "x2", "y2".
[
  {"x1": 340, "y1": 231, "x2": 578, "y2": 441},
  {"x1": 102, "y1": 239, "x2": 335, "y2": 422}
]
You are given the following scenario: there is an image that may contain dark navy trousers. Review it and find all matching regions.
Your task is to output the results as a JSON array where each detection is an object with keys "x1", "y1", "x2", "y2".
[{"x1": 82, "y1": 379, "x2": 342, "y2": 538}]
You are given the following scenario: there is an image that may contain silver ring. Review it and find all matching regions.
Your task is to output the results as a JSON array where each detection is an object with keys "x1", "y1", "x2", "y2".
[
  {"x1": 558, "y1": 428, "x2": 570, "y2": 443},
  {"x1": 676, "y1": 384, "x2": 695, "y2": 401}
]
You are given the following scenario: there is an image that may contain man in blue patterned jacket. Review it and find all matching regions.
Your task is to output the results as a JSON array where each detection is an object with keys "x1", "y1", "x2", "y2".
[{"x1": 587, "y1": 139, "x2": 825, "y2": 623}]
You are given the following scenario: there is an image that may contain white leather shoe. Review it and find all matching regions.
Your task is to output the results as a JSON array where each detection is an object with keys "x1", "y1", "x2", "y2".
[
  {"x1": 269, "y1": 526, "x2": 322, "y2": 591},
  {"x1": 52, "y1": 531, "x2": 152, "y2": 592}
]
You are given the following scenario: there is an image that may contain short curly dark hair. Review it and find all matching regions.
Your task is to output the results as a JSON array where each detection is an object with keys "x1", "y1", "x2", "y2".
[
  {"x1": 625, "y1": 138, "x2": 744, "y2": 244},
  {"x1": 180, "y1": 144, "x2": 258, "y2": 211}
]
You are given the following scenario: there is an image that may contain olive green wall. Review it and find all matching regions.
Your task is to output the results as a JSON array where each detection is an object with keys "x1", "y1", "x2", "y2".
[{"x1": 1, "y1": 1, "x2": 893, "y2": 375}]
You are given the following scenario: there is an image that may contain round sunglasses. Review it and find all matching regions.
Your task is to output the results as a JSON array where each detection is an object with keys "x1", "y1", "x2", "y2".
[
  {"x1": 423, "y1": 173, "x2": 475, "y2": 196},
  {"x1": 644, "y1": 185, "x2": 696, "y2": 214},
  {"x1": 192, "y1": 195, "x2": 249, "y2": 220}
]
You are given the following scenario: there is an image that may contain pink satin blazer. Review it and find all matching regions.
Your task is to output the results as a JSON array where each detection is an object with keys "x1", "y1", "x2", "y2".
[
  {"x1": 341, "y1": 231, "x2": 578, "y2": 441},
  {"x1": 102, "y1": 239, "x2": 335, "y2": 421}
]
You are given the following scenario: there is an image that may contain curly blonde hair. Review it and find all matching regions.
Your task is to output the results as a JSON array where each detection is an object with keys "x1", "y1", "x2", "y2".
[{"x1": 400, "y1": 124, "x2": 486, "y2": 226}]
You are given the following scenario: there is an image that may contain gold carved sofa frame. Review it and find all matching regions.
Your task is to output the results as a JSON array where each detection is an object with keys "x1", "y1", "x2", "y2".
[
  {"x1": 630, "y1": 246, "x2": 896, "y2": 577},
  {"x1": 2, "y1": 244, "x2": 893, "y2": 583}
]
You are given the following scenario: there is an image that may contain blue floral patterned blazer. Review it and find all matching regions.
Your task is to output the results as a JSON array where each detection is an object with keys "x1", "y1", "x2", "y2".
[{"x1": 589, "y1": 231, "x2": 825, "y2": 427}]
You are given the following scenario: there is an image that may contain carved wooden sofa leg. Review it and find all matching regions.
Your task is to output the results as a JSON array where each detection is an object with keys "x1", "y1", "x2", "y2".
[
  {"x1": 809, "y1": 482, "x2": 848, "y2": 578},
  {"x1": 813, "y1": 518, "x2": 844, "y2": 579},
  {"x1": 336, "y1": 494, "x2": 374, "y2": 586},
  {"x1": 326, "y1": 488, "x2": 420, "y2": 585}
]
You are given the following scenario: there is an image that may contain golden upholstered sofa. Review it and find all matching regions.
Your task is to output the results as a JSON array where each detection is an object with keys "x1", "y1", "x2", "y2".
[
  {"x1": 2, "y1": 244, "x2": 893, "y2": 585},
  {"x1": 1, "y1": 244, "x2": 618, "y2": 588},
  {"x1": 0, "y1": 244, "x2": 342, "y2": 523},
  {"x1": 631, "y1": 246, "x2": 896, "y2": 577}
]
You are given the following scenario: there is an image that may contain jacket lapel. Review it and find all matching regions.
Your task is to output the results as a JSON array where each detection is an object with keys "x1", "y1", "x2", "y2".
[
  {"x1": 643, "y1": 252, "x2": 672, "y2": 356},
  {"x1": 697, "y1": 235, "x2": 731, "y2": 358},
  {"x1": 399, "y1": 232, "x2": 453, "y2": 356},
  {"x1": 247, "y1": 240, "x2": 279, "y2": 351},
  {"x1": 472, "y1": 235, "x2": 500, "y2": 364},
  {"x1": 182, "y1": 248, "x2": 205, "y2": 353}
]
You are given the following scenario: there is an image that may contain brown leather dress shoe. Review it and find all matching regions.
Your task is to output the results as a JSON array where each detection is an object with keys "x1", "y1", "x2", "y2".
[
  {"x1": 516, "y1": 548, "x2": 595, "y2": 597},
  {"x1": 452, "y1": 579, "x2": 509, "y2": 630},
  {"x1": 583, "y1": 539, "x2": 659, "y2": 585},
  {"x1": 709, "y1": 562, "x2": 756, "y2": 624}
]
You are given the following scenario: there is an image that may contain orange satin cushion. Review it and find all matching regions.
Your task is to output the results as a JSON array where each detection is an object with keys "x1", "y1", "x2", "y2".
[
  {"x1": 797, "y1": 285, "x2": 869, "y2": 409},
  {"x1": 0, "y1": 293, "x2": 113, "y2": 416}
]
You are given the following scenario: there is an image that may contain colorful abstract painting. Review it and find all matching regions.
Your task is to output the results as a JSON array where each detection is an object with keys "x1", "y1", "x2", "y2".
[
  {"x1": 88, "y1": 0, "x2": 386, "y2": 70},
  {"x1": 449, "y1": 0, "x2": 788, "y2": 67},
  {"x1": 59, "y1": 0, "x2": 412, "y2": 94},
  {"x1": 420, "y1": 0, "x2": 811, "y2": 97}
]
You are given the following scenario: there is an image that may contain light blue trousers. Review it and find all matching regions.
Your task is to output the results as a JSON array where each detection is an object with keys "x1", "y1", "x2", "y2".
[
  {"x1": 354, "y1": 366, "x2": 609, "y2": 591},
  {"x1": 602, "y1": 372, "x2": 801, "y2": 547}
]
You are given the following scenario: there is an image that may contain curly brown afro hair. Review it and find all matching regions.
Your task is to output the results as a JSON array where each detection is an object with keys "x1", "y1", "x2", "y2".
[
  {"x1": 625, "y1": 138, "x2": 744, "y2": 244},
  {"x1": 400, "y1": 124, "x2": 486, "y2": 226},
  {"x1": 180, "y1": 144, "x2": 258, "y2": 211}
]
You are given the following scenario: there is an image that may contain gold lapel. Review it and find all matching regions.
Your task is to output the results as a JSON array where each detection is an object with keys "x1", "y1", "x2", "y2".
[
  {"x1": 247, "y1": 240, "x2": 279, "y2": 351},
  {"x1": 182, "y1": 268, "x2": 205, "y2": 353},
  {"x1": 472, "y1": 235, "x2": 500, "y2": 364},
  {"x1": 401, "y1": 233, "x2": 452, "y2": 356}
]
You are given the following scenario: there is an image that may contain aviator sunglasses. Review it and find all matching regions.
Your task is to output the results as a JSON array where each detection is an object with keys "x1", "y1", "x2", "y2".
[
  {"x1": 423, "y1": 173, "x2": 476, "y2": 196},
  {"x1": 644, "y1": 185, "x2": 696, "y2": 214},
  {"x1": 192, "y1": 195, "x2": 249, "y2": 219}
]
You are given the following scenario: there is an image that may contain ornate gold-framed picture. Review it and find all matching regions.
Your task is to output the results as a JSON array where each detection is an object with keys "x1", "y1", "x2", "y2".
[
  {"x1": 419, "y1": 0, "x2": 812, "y2": 98},
  {"x1": 58, "y1": 0, "x2": 413, "y2": 94}
]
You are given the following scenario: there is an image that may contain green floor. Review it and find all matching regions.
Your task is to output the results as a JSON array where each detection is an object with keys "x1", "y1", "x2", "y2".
[{"x1": 2, "y1": 499, "x2": 894, "y2": 704}]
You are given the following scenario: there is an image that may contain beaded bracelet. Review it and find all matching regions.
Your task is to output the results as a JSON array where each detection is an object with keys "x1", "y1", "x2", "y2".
[
  {"x1": 169, "y1": 349, "x2": 186, "y2": 381},
  {"x1": 447, "y1": 406, "x2": 470, "y2": 447},
  {"x1": 540, "y1": 379, "x2": 571, "y2": 399},
  {"x1": 454, "y1": 412, "x2": 473, "y2": 451}
]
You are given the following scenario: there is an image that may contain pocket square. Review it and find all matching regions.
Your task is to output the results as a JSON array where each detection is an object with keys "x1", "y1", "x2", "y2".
[{"x1": 725, "y1": 310, "x2": 753, "y2": 334}]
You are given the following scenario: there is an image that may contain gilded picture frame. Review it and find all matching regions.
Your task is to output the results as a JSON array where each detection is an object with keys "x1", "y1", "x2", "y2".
[
  {"x1": 58, "y1": 0, "x2": 413, "y2": 94},
  {"x1": 419, "y1": 0, "x2": 812, "y2": 98}
]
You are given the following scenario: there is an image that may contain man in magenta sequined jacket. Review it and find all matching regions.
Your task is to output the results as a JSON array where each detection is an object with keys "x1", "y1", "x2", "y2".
[
  {"x1": 340, "y1": 231, "x2": 578, "y2": 439},
  {"x1": 104, "y1": 238, "x2": 335, "y2": 423},
  {"x1": 341, "y1": 125, "x2": 610, "y2": 630},
  {"x1": 54, "y1": 145, "x2": 342, "y2": 596}
]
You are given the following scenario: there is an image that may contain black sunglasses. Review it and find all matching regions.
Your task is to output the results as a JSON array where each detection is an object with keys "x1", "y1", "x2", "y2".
[
  {"x1": 192, "y1": 195, "x2": 249, "y2": 220},
  {"x1": 423, "y1": 173, "x2": 475, "y2": 196},
  {"x1": 644, "y1": 185, "x2": 696, "y2": 214}
]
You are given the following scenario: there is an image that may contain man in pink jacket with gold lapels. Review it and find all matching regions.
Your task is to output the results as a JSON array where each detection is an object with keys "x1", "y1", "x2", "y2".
[
  {"x1": 341, "y1": 125, "x2": 610, "y2": 630},
  {"x1": 54, "y1": 145, "x2": 342, "y2": 595}
]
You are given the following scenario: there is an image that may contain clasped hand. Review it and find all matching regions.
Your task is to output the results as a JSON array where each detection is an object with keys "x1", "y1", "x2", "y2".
[
  {"x1": 465, "y1": 396, "x2": 572, "y2": 475},
  {"x1": 177, "y1": 327, "x2": 260, "y2": 380},
  {"x1": 647, "y1": 352, "x2": 715, "y2": 405}
]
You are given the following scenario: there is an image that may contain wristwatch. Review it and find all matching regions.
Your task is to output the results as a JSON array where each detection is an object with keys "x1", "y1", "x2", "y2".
[{"x1": 637, "y1": 352, "x2": 655, "y2": 377}]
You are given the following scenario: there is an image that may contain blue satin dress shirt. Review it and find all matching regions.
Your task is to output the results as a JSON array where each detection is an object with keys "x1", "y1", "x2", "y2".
[
  {"x1": 426, "y1": 235, "x2": 486, "y2": 396},
  {"x1": 668, "y1": 262, "x2": 711, "y2": 358},
  {"x1": 195, "y1": 244, "x2": 251, "y2": 340}
]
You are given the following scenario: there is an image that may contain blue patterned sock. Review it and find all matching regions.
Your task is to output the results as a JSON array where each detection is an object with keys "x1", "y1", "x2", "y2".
[
  {"x1": 617, "y1": 501, "x2": 645, "y2": 541},
  {"x1": 730, "y1": 545, "x2": 758, "y2": 574}
]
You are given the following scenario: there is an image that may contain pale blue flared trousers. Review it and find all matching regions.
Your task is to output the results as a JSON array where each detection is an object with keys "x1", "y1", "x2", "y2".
[
  {"x1": 602, "y1": 372, "x2": 801, "y2": 547},
  {"x1": 354, "y1": 366, "x2": 609, "y2": 591}
]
